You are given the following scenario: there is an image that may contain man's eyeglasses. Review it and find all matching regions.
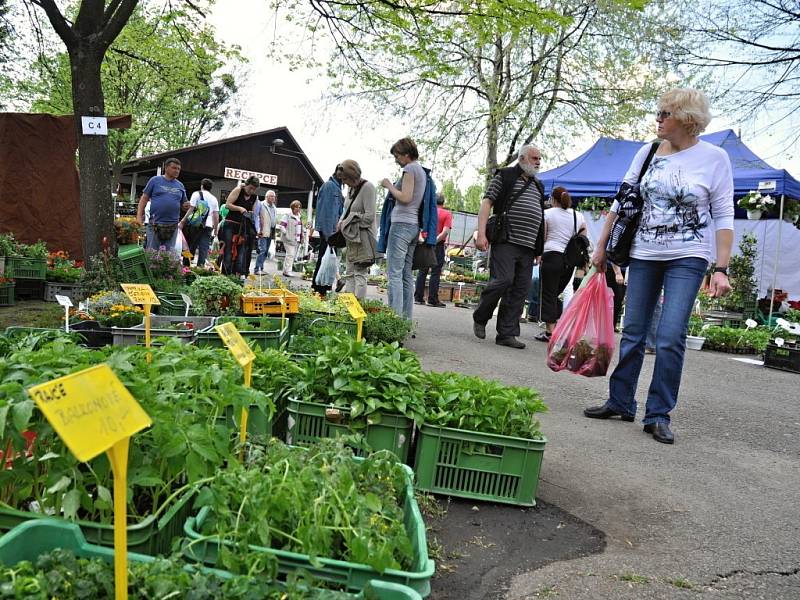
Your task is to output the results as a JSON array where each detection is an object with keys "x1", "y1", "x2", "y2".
[{"x1": 655, "y1": 110, "x2": 672, "y2": 120}]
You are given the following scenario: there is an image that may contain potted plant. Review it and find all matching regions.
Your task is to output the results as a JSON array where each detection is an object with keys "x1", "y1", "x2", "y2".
[
  {"x1": 686, "y1": 314, "x2": 706, "y2": 350},
  {"x1": 188, "y1": 274, "x2": 242, "y2": 315},
  {"x1": 781, "y1": 199, "x2": 800, "y2": 225},
  {"x1": 737, "y1": 191, "x2": 776, "y2": 220},
  {"x1": 577, "y1": 196, "x2": 611, "y2": 220}
]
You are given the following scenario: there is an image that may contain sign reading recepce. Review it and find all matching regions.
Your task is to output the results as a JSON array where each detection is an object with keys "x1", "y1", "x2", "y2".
[{"x1": 224, "y1": 167, "x2": 278, "y2": 186}]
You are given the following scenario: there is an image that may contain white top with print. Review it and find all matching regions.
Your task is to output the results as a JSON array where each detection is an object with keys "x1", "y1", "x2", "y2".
[{"x1": 611, "y1": 140, "x2": 734, "y2": 262}]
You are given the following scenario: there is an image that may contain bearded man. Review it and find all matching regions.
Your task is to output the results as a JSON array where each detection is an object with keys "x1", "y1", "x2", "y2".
[{"x1": 472, "y1": 144, "x2": 547, "y2": 349}]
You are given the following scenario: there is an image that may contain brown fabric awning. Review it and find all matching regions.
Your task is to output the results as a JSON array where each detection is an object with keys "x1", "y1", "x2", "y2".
[{"x1": 0, "y1": 113, "x2": 131, "y2": 260}]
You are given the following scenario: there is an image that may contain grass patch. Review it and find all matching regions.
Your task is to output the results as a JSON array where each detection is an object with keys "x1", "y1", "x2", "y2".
[
  {"x1": 534, "y1": 585, "x2": 558, "y2": 597},
  {"x1": 667, "y1": 577, "x2": 693, "y2": 589},
  {"x1": 618, "y1": 573, "x2": 650, "y2": 584},
  {"x1": 0, "y1": 300, "x2": 64, "y2": 331}
]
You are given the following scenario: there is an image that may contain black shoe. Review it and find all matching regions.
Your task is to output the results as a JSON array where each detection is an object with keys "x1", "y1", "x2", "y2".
[
  {"x1": 335, "y1": 280, "x2": 346, "y2": 293},
  {"x1": 473, "y1": 321, "x2": 486, "y2": 339},
  {"x1": 534, "y1": 332, "x2": 551, "y2": 342},
  {"x1": 414, "y1": 299, "x2": 426, "y2": 305},
  {"x1": 496, "y1": 337, "x2": 526, "y2": 349},
  {"x1": 644, "y1": 422, "x2": 674, "y2": 444},
  {"x1": 428, "y1": 301, "x2": 446, "y2": 308},
  {"x1": 583, "y1": 405, "x2": 635, "y2": 422}
]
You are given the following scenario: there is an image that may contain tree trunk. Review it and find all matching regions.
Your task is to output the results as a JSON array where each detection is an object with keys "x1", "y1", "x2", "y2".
[{"x1": 69, "y1": 43, "x2": 115, "y2": 258}]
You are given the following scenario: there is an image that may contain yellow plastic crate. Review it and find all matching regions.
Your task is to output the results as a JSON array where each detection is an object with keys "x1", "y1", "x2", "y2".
[{"x1": 240, "y1": 289, "x2": 299, "y2": 315}]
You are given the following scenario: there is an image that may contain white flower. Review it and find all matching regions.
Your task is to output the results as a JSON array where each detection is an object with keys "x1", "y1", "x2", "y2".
[{"x1": 762, "y1": 195, "x2": 774, "y2": 205}]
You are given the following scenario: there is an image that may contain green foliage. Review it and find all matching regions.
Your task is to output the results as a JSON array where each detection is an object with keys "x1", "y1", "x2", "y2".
[
  {"x1": 291, "y1": 337, "x2": 426, "y2": 426},
  {"x1": 145, "y1": 249, "x2": 183, "y2": 281},
  {"x1": 462, "y1": 184, "x2": 484, "y2": 214},
  {"x1": 0, "y1": 234, "x2": 48, "y2": 259},
  {"x1": 278, "y1": 0, "x2": 686, "y2": 175},
  {"x1": 0, "y1": 338, "x2": 273, "y2": 524},
  {"x1": 703, "y1": 325, "x2": 771, "y2": 353},
  {"x1": 784, "y1": 309, "x2": 800, "y2": 324},
  {"x1": 217, "y1": 316, "x2": 284, "y2": 332},
  {"x1": 422, "y1": 371, "x2": 547, "y2": 439},
  {"x1": 0, "y1": 548, "x2": 335, "y2": 599},
  {"x1": 189, "y1": 275, "x2": 242, "y2": 316},
  {"x1": 151, "y1": 278, "x2": 189, "y2": 295},
  {"x1": 194, "y1": 439, "x2": 413, "y2": 574},
  {"x1": 577, "y1": 197, "x2": 611, "y2": 213},
  {"x1": 22, "y1": 4, "x2": 243, "y2": 179},
  {"x1": 687, "y1": 314, "x2": 705, "y2": 336},
  {"x1": 723, "y1": 233, "x2": 758, "y2": 310},
  {"x1": 79, "y1": 253, "x2": 126, "y2": 296},
  {"x1": 361, "y1": 299, "x2": 413, "y2": 344}
]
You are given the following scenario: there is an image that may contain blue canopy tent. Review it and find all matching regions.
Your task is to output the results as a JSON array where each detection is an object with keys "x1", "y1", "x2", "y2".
[
  {"x1": 538, "y1": 130, "x2": 800, "y2": 299},
  {"x1": 539, "y1": 129, "x2": 800, "y2": 211}
]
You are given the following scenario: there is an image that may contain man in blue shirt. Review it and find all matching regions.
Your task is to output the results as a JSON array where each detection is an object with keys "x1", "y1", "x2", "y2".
[
  {"x1": 136, "y1": 157, "x2": 187, "y2": 255},
  {"x1": 311, "y1": 164, "x2": 344, "y2": 296}
]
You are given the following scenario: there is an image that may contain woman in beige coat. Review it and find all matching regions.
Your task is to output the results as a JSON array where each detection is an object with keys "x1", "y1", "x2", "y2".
[{"x1": 337, "y1": 159, "x2": 377, "y2": 300}]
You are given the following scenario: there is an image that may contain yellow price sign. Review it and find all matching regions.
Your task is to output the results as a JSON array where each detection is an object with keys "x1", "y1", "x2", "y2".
[
  {"x1": 338, "y1": 293, "x2": 366, "y2": 320},
  {"x1": 215, "y1": 322, "x2": 256, "y2": 367},
  {"x1": 27, "y1": 364, "x2": 152, "y2": 463},
  {"x1": 120, "y1": 283, "x2": 160, "y2": 306}
]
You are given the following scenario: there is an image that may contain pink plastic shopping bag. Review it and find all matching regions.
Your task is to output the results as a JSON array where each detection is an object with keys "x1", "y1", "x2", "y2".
[{"x1": 546, "y1": 271, "x2": 615, "y2": 377}]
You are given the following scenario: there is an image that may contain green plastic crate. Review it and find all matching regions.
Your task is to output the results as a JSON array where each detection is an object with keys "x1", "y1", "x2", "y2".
[
  {"x1": 196, "y1": 316, "x2": 289, "y2": 350},
  {"x1": 413, "y1": 424, "x2": 546, "y2": 507},
  {"x1": 183, "y1": 460, "x2": 434, "y2": 596},
  {"x1": 222, "y1": 405, "x2": 287, "y2": 441},
  {"x1": 4, "y1": 256, "x2": 46, "y2": 279},
  {"x1": 118, "y1": 245, "x2": 154, "y2": 285},
  {"x1": 0, "y1": 520, "x2": 422, "y2": 600},
  {"x1": 290, "y1": 312, "x2": 358, "y2": 338},
  {"x1": 0, "y1": 282, "x2": 13, "y2": 306},
  {"x1": 0, "y1": 490, "x2": 194, "y2": 556},
  {"x1": 286, "y1": 398, "x2": 414, "y2": 463},
  {"x1": 111, "y1": 315, "x2": 214, "y2": 346},
  {"x1": 155, "y1": 292, "x2": 189, "y2": 316}
]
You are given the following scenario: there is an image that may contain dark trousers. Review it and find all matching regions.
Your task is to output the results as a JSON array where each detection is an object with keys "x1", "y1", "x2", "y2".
[
  {"x1": 311, "y1": 234, "x2": 331, "y2": 296},
  {"x1": 540, "y1": 251, "x2": 574, "y2": 323},
  {"x1": 220, "y1": 221, "x2": 253, "y2": 275},
  {"x1": 605, "y1": 267, "x2": 627, "y2": 329},
  {"x1": 473, "y1": 242, "x2": 534, "y2": 339},
  {"x1": 414, "y1": 242, "x2": 446, "y2": 303},
  {"x1": 183, "y1": 225, "x2": 211, "y2": 267}
]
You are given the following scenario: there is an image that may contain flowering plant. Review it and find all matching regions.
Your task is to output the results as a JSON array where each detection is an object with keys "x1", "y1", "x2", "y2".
[
  {"x1": 737, "y1": 191, "x2": 775, "y2": 212},
  {"x1": 577, "y1": 196, "x2": 611, "y2": 213},
  {"x1": 145, "y1": 248, "x2": 183, "y2": 281},
  {"x1": 46, "y1": 251, "x2": 84, "y2": 282},
  {"x1": 97, "y1": 304, "x2": 144, "y2": 327},
  {"x1": 0, "y1": 276, "x2": 14, "y2": 284},
  {"x1": 114, "y1": 216, "x2": 144, "y2": 245}
]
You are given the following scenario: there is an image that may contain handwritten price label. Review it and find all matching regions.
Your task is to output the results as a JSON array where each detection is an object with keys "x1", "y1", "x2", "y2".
[
  {"x1": 338, "y1": 293, "x2": 366, "y2": 320},
  {"x1": 27, "y1": 364, "x2": 152, "y2": 462},
  {"x1": 215, "y1": 322, "x2": 256, "y2": 367},
  {"x1": 121, "y1": 283, "x2": 160, "y2": 306}
]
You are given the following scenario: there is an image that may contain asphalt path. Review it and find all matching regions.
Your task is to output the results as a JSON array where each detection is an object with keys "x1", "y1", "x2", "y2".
[{"x1": 401, "y1": 296, "x2": 800, "y2": 600}]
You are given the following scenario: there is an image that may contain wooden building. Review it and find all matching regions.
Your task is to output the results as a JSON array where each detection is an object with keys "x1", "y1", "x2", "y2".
[{"x1": 119, "y1": 126, "x2": 325, "y2": 210}]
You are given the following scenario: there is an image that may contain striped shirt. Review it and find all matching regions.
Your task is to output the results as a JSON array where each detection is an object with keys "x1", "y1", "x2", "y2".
[{"x1": 484, "y1": 174, "x2": 543, "y2": 250}]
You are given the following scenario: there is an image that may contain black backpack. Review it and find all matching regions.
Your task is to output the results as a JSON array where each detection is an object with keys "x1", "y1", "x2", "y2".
[{"x1": 563, "y1": 209, "x2": 590, "y2": 269}]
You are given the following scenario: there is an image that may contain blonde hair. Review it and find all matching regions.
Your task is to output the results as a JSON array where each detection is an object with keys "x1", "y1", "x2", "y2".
[
  {"x1": 289, "y1": 200, "x2": 302, "y2": 210},
  {"x1": 658, "y1": 88, "x2": 712, "y2": 136},
  {"x1": 340, "y1": 159, "x2": 362, "y2": 181}
]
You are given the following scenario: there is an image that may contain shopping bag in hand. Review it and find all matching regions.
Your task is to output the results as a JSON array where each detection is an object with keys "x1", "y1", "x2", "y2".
[
  {"x1": 315, "y1": 246, "x2": 338, "y2": 287},
  {"x1": 546, "y1": 271, "x2": 615, "y2": 377}
]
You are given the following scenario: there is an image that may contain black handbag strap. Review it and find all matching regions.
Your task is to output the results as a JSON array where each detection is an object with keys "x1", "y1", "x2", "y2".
[
  {"x1": 637, "y1": 142, "x2": 661, "y2": 183},
  {"x1": 572, "y1": 208, "x2": 577, "y2": 234}
]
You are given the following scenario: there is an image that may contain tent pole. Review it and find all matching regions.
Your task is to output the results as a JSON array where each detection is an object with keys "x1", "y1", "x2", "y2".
[{"x1": 768, "y1": 194, "x2": 785, "y2": 318}]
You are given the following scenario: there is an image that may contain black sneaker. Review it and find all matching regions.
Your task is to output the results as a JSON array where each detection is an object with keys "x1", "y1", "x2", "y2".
[
  {"x1": 414, "y1": 299, "x2": 426, "y2": 305},
  {"x1": 427, "y1": 301, "x2": 446, "y2": 308},
  {"x1": 335, "y1": 280, "x2": 346, "y2": 293}
]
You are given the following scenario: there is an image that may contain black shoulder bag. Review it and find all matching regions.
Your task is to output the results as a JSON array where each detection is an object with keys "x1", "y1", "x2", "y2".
[
  {"x1": 605, "y1": 142, "x2": 660, "y2": 267},
  {"x1": 327, "y1": 180, "x2": 365, "y2": 248},
  {"x1": 563, "y1": 209, "x2": 590, "y2": 270},
  {"x1": 486, "y1": 176, "x2": 535, "y2": 244}
]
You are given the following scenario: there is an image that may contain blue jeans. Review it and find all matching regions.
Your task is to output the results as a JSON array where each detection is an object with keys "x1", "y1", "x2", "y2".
[
  {"x1": 646, "y1": 295, "x2": 663, "y2": 349},
  {"x1": 386, "y1": 222, "x2": 418, "y2": 319},
  {"x1": 606, "y1": 257, "x2": 707, "y2": 424},
  {"x1": 254, "y1": 236, "x2": 272, "y2": 273}
]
